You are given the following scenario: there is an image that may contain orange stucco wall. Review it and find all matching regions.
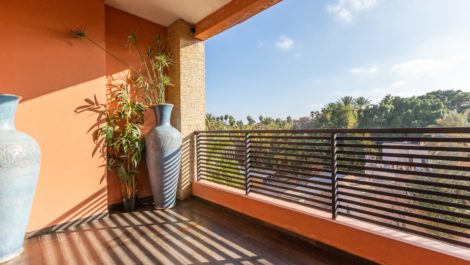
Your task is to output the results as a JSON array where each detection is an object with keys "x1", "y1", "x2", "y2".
[
  {"x1": 193, "y1": 181, "x2": 469, "y2": 265},
  {"x1": 105, "y1": 6, "x2": 167, "y2": 205},
  {"x1": 0, "y1": 0, "x2": 107, "y2": 232},
  {"x1": 0, "y1": 1, "x2": 167, "y2": 232}
]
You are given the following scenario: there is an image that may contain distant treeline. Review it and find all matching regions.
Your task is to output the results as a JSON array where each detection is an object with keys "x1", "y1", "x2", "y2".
[{"x1": 206, "y1": 90, "x2": 470, "y2": 130}]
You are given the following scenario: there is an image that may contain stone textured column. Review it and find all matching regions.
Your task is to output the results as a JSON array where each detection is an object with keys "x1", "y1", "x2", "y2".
[{"x1": 167, "y1": 19, "x2": 206, "y2": 200}]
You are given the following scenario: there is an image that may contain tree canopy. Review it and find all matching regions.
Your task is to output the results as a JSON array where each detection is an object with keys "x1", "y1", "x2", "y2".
[{"x1": 206, "y1": 90, "x2": 470, "y2": 130}]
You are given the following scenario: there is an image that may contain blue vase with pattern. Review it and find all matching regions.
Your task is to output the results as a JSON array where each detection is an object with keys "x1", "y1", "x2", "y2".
[
  {"x1": 145, "y1": 104, "x2": 182, "y2": 209},
  {"x1": 0, "y1": 94, "x2": 41, "y2": 263}
]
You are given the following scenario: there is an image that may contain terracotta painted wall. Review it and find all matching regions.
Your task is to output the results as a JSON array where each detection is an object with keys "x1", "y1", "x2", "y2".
[
  {"x1": 105, "y1": 6, "x2": 167, "y2": 205},
  {"x1": 0, "y1": 0, "x2": 107, "y2": 232},
  {"x1": 0, "y1": 1, "x2": 175, "y2": 232}
]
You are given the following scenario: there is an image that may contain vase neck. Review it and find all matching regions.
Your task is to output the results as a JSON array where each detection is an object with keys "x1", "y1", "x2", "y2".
[
  {"x1": 0, "y1": 94, "x2": 21, "y2": 130},
  {"x1": 153, "y1": 104, "x2": 173, "y2": 126}
]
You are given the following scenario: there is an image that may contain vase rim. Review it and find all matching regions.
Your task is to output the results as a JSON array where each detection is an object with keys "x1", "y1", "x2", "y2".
[{"x1": 0, "y1": 94, "x2": 23, "y2": 101}]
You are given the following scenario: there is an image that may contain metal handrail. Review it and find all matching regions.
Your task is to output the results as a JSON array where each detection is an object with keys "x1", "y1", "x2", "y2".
[{"x1": 195, "y1": 128, "x2": 470, "y2": 249}]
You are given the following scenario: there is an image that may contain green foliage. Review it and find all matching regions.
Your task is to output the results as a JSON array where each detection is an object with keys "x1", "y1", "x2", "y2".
[
  {"x1": 205, "y1": 89, "x2": 470, "y2": 241},
  {"x1": 73, "y1": 28, "x2": 174, "y2": 208},
  {"x1": 315, "y1": 101, "x2": 358, "y2": 128},
  {"x1": 358, "y1": 95, "x2": 446, "y2": 128},
  {"x1": 98, "y1": 83, "x2": 145, "y2": 202},
  {"x1": 72, "y1": 29, "x2": 172, "y2": 106},
  {"x1": 206, "y1": 90, "x2": 470, "y2": 131},
  {"x1": 420, "y1": 90, "x2": 470, "y2": 112},
  {"x1": 356, "y1": 90, "x2": 469, "y2": 128},
  {"x1": 205, "y1": 89, "x2": 470, "y2": 242},
  {"x1": 128, "y1": 33, "x2": 173, "y2": 105},
  {"x1": 355, "y1": 97, "x2": 372, "y2": 110},
  {"x1": 206, "y1": 114, "x2": 294, "y2": 130},
  {"x1": 414, "y1": 110, "x2": 470, "y2": 237}
]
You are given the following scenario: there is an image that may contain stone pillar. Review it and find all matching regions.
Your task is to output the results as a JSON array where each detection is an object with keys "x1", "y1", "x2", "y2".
[{"x1": 167, "y1": 19, "x2": 206, "y2": 200}]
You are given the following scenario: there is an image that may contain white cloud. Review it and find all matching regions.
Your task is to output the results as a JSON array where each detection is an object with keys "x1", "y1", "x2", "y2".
[
  {"x1": 333, "y1": 89, "x2": 362, "y2": 96},
  {"x1": 345, "y1": 38, "x2": 470, "y2": 101},
  {"x1": 322, "y1": 38, "x2": 470, "y2": 103},
  {"x1": 350, "y1": 65, "x2": 378, "y2": 75},
  {"x1": 371, "y1": 88, "x2": 387, "y2": 95},
  {"x1": 382, "y1": 37, "x2": 470, "y2": 96},
  {"x1": 391, "y1": 58, "x2": 448, "y2": 76},
  {"x1": 327, "y1": 0, "x2": 378, "y2": 23},
  {"x1": 276, "y1": 35, "x2": 295, "y2": 50},
  {"x1": 309, "y1": 103, "x2": 324, "y2": 110},
  {"x1": 390, "y1": 80, "x2": 405, "y2": 88}
]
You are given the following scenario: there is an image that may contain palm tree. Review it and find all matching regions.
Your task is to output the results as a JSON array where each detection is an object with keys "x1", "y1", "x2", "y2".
[
  {"x1": 336, "y1": 97, "x2": 358, "y2": 128},
  {"x1": 337, "y1": 96, "x2": 355, "y2": 106},
  {"x1": 355, "y1": 97, "x2": 372, "y2": 110}
]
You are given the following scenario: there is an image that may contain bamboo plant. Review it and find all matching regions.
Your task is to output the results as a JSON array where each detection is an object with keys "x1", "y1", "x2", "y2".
[
  {"x1": 127, "y1": 32, "x2": 172, "y2": 105},
  {"x1": 98, "y1": 82, "x2": 145, "y2": 211},
  {"x1": 72, "y1": 28, "x2": 173, "y2": 210},
  {"x1": 71, "y1": 28, "x2": 172, "y2": 106}
]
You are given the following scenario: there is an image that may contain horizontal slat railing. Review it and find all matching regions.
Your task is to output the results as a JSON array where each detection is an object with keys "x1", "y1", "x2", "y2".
[{"x1": 195, "y1": 128, "x2": 470, "y2": 249}]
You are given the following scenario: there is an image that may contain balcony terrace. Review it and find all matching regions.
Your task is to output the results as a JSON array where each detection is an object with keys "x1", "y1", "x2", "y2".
[
  {"x1": 1, "y1": 0, "x2": 469, "y2": 265},
  {"x1": 11, "y1": 127, "x2": 470, "y2": 265}
]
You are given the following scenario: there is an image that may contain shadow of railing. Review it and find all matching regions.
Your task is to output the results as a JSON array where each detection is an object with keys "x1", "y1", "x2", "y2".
[
  {"x1": 36, "y1": 203, "x2": 277, "y2": 265},
  {"x1": 163, "y1": 147, "x2": 182, "y2": 203}
]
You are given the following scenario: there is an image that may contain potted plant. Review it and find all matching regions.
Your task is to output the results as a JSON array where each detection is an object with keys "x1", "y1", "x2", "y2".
[
  {"x1": 98, "y1": 83, "x2": 145, "y2": 211},
  {"x1": 128, "y1": 34, "x2": 182, "y2": 209},
  {"x1": 72, "y1": 29, "x2": 182, "y2": 210}
]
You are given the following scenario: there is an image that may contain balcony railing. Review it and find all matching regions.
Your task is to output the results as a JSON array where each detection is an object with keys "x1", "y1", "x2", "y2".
[{"x1": 195, "y1": 128, "x2": 470, "y2": 249}]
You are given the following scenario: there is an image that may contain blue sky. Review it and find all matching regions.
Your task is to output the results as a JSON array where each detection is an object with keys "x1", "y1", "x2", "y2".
[{"x1": 205, "y1": 0, "x2": 470, "y2": 120}]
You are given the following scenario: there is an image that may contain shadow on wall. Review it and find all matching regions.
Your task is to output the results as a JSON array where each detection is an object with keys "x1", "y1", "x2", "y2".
[
  {"x1": 1, "y1": 0, "x2": 171, "y2": 232},
  {"x1": 74, "y1": 94, "x2": 107, "y2": 182},
  {"x1": 0, "y1": 0, "x2": 110, "y2": 233},
  {"x1": 28, "y1": 187, "x2": 108, "y2": 237}
]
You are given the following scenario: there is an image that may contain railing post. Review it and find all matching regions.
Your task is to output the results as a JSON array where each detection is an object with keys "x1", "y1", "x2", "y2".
[
  {"x1": 331, "y1": 132, "x2": 338, "y2": 219},
  {"x1": 245, "y1": 133, "x2": 251, "y2": 195},
  {"x1": 195, "y1": 132, "x2": 201, "y2": 181}
]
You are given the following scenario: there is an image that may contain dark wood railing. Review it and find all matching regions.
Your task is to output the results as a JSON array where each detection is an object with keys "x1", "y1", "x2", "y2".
[{"x1": 195, "y1": 128, "x2": 470, "y2": 249}]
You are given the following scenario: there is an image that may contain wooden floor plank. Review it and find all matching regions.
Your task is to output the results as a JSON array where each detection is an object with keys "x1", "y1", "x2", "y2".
[
  {"x1": 85, "y1": 221, "x2": 132, "y2": 265},
  {"x1": 20, "y1": 237, "x2": 43, "y2": 265},
  {"x1": 20, "y1": 199, "x2": 375, "y2": 265},
  {"x1": 122, "y1": 212, "x2": 187, "y2": 264},
  {"x1": 40, "y1": 233, "x2": 66, "y2": 265}
]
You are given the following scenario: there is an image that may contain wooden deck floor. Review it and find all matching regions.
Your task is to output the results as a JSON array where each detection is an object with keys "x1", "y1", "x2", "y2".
[{"x1": 6, "y1": 199, "x2": 373, "y2": 265}]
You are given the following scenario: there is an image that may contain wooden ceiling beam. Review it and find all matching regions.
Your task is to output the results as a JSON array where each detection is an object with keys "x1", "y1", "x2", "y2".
[{"x1": 195, "y1": 0, "x2": 282, "y2": 40}]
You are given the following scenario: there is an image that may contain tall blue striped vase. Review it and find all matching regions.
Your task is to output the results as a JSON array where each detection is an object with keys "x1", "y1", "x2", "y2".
[{"x1": 145, "y1": 104, "x2": 182, "y2": 209}]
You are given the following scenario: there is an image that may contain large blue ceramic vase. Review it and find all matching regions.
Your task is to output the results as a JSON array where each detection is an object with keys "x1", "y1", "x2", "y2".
[
  {"x1": 0, "y1": 94, "x2": 41, "y2": 263},
  {"x1": 145, "y1": 104, "x2": 182, "y2": 209}
]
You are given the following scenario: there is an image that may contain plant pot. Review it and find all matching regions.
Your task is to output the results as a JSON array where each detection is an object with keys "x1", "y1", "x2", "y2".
[
  {"x1": 0, "y1": 94, "x2": 41, "y2": 263},
  {"x1": 122, "y1": 195, "x2": 136, "y2": 212},
  {"x1": 145, "y1": 104, "x2": 182, "y2": 209}
]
